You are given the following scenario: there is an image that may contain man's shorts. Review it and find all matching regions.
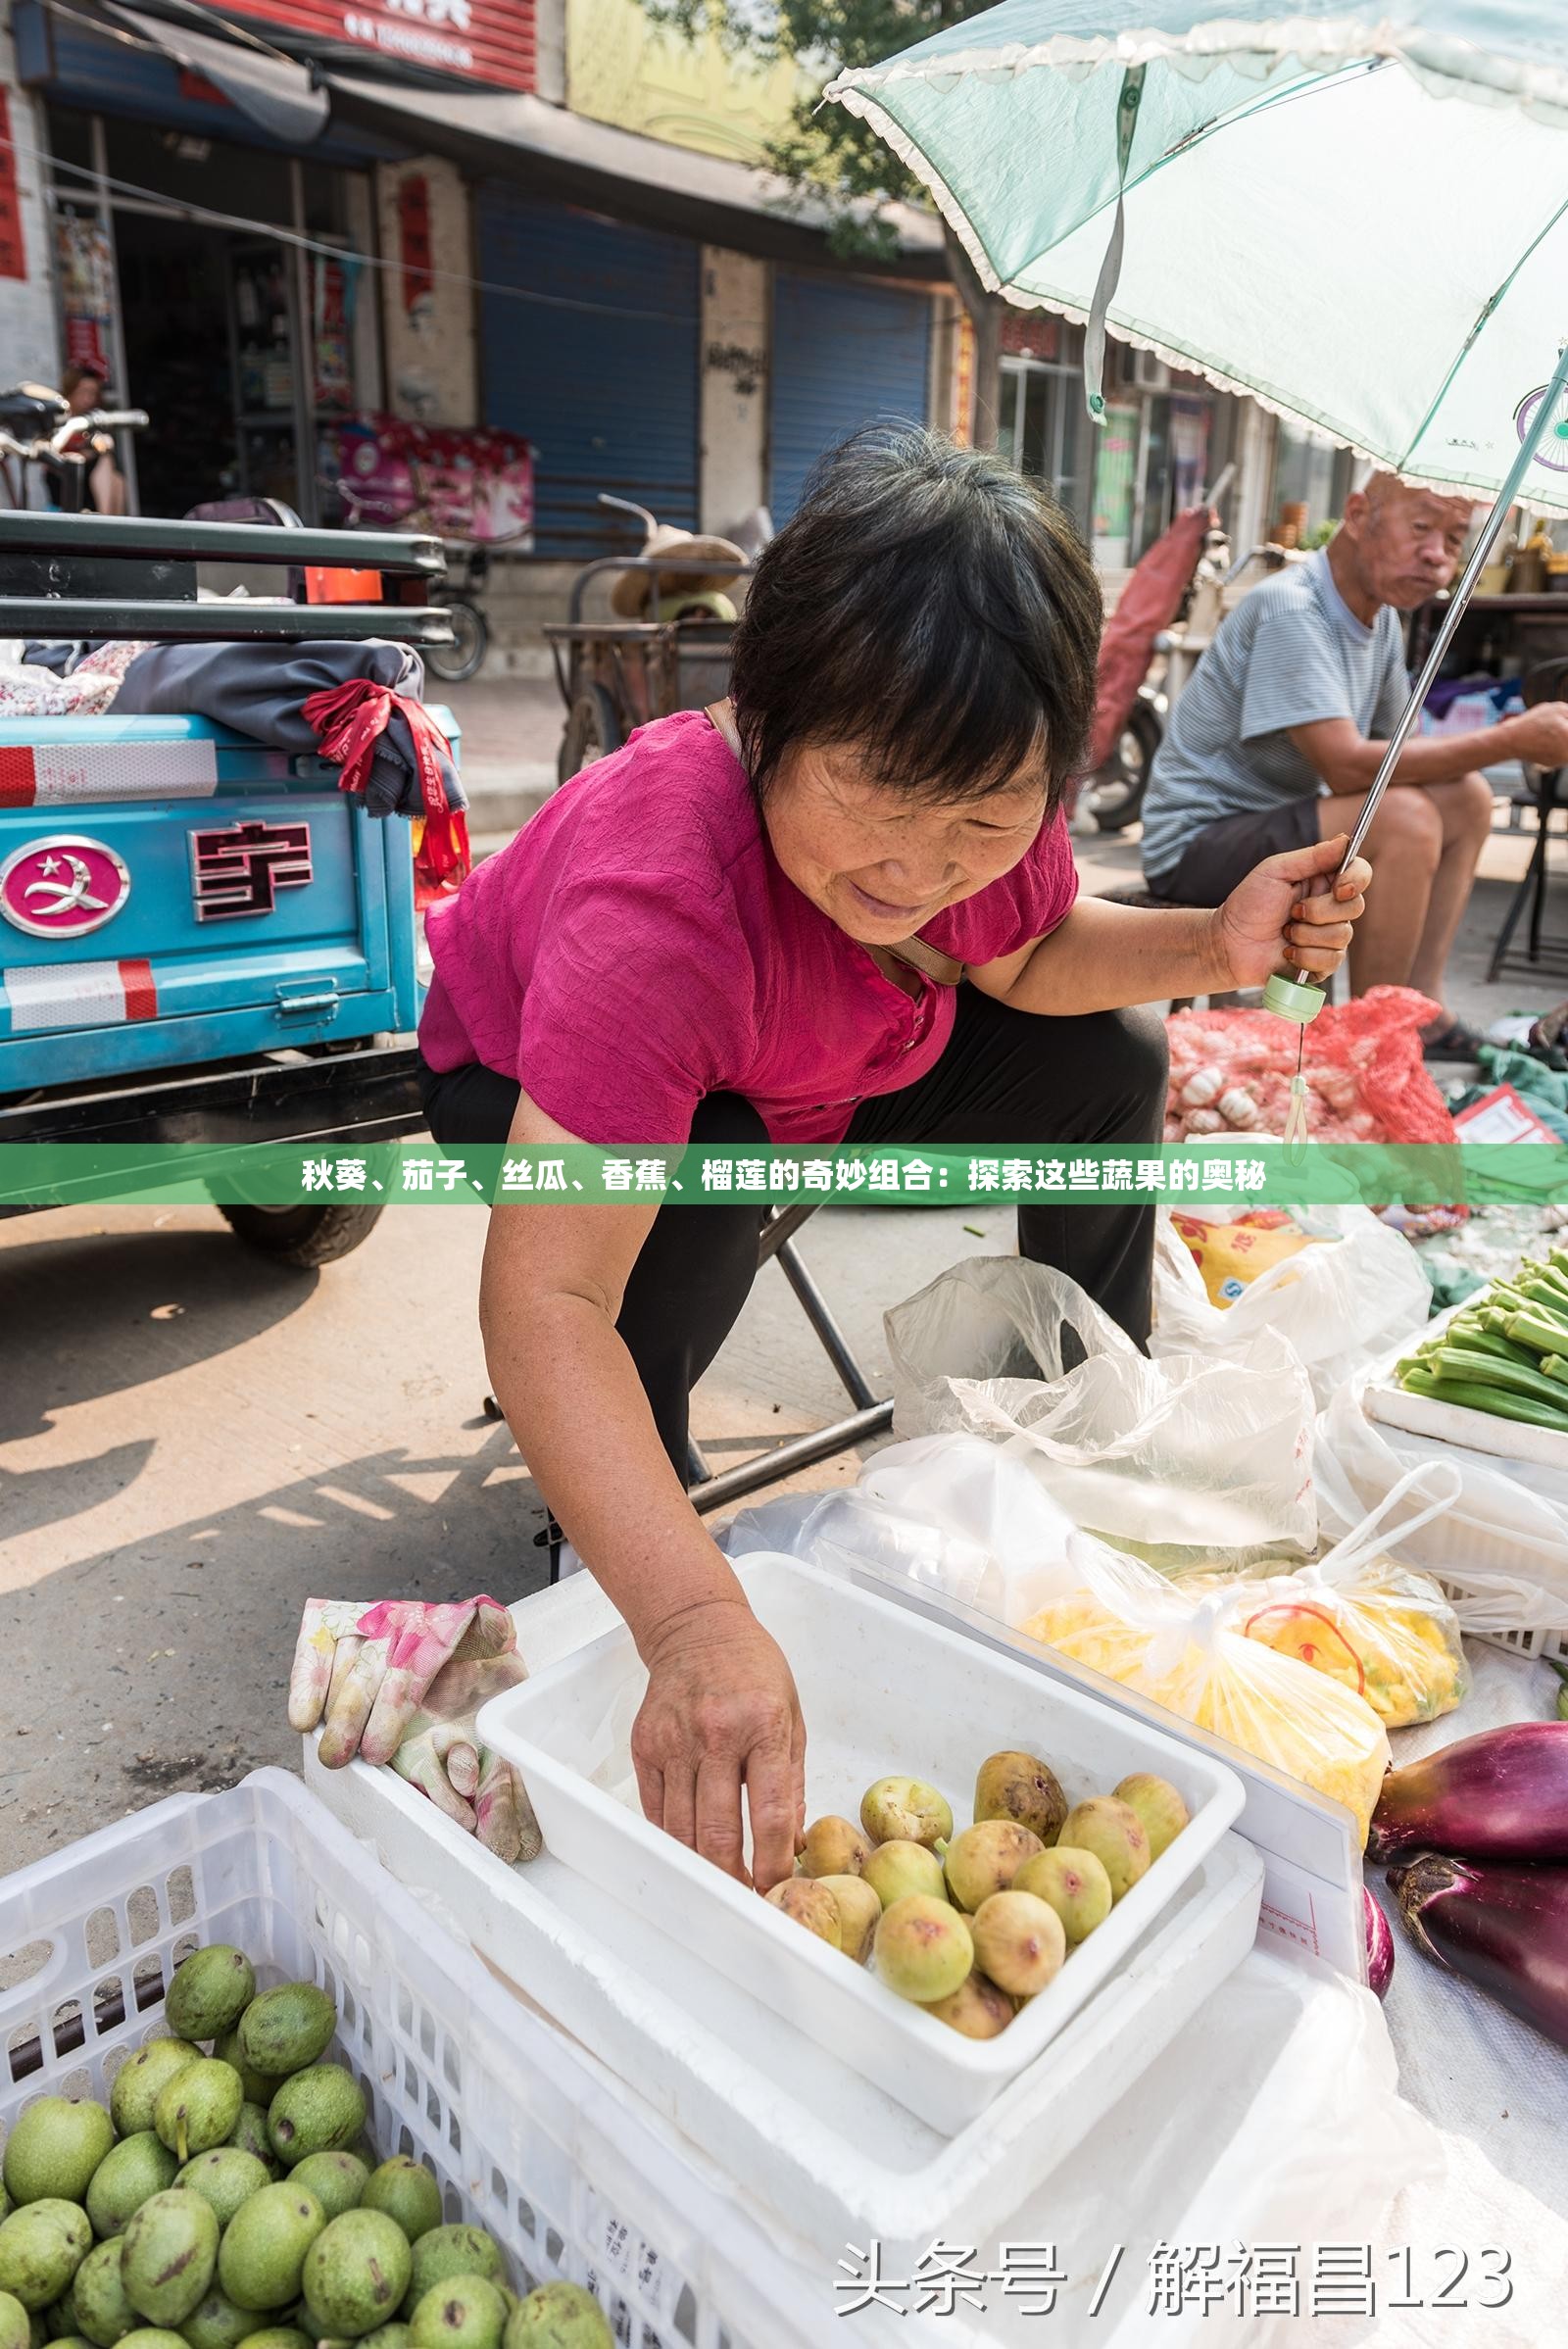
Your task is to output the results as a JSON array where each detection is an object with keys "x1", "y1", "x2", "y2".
[{"x1": 1147, "y1": 796, "x2": 1321, "y2": 907}]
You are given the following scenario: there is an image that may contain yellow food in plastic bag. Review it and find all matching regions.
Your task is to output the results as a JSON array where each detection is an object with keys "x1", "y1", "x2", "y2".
[
  {"x1": 1170, "y1": 1210, "x2": 1322, "y2": 1309},
  {"x1": 1023, "y1": 1582, "x2": 1392, "y2": 1845},
  {"x1": 1237, "y1": 1567, "x2": 1468, "y2": 1730}
]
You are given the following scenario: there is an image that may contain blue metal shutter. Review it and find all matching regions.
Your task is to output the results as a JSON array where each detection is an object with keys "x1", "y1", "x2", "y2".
[
  {"x1": 475, "y1": 188, "x2": 700, "y2": 559},
  {"x1": 769, "y1": 272, "x2": 932, "y2": 523}
]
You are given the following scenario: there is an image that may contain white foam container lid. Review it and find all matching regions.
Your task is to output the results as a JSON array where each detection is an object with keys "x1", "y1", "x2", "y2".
[{"x1": 476, "y1": 1551, "x2": 1247, "y2": 2133}]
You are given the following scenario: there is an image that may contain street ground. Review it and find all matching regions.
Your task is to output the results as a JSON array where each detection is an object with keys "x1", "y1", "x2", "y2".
[{"x1": 0, "y1": 681, "x2": 1555, "y2": 1868}]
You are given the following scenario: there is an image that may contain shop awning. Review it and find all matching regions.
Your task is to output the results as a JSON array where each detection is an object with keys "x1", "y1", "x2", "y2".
[
  {"x1": 99, "y1": 0, "x2": 329, "y2": 142},
  {"x1": 323, "y1": 73, "x2": 949, "y2": 280}
]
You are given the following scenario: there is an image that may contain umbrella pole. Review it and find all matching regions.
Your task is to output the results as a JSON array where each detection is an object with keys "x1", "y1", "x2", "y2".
[
  {"x1": 1344, "y1": 340, "x2": 1568, "y2": 869},
  {"x1": 1263, "y1": 340, "x2": 1568, "y2": 1026}
]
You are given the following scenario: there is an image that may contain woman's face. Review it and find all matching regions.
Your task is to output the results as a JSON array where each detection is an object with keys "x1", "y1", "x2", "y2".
[{"x1": 762, "y1": 744, "x2": 1049, "y2": 945}]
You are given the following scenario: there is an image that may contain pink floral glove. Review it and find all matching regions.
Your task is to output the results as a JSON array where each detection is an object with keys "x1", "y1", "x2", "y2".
[{"x1": 288, "y1": 1596, "x2": 540, "y2": 1863}]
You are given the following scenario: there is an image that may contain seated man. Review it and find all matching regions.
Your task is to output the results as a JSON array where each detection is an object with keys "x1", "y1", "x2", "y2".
[{"x1": 1139, "y1": 473, "x2": 1568, "y2": 1052}]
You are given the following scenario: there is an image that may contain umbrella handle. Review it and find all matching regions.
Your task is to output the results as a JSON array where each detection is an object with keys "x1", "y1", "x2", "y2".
[{"x1": 1265, "y1": 335, "x2": 1568, "y2": 1026}]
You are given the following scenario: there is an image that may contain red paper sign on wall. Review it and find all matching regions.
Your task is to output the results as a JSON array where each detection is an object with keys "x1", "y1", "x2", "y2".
[
  {"x1": 0, "y1": 93, "x2": 28, "y2": 281},
  {"x1": 221, "y1": 0, "x2": 535, "y2": 91}
]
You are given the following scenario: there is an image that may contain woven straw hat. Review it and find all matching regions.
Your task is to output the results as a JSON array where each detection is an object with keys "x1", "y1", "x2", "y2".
[{"x1": 610, "y1": 523, "x2": 747, "y2": 617}]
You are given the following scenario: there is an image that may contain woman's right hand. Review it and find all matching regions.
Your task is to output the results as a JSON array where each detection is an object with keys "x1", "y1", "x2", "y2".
[{"x1": 630, "y1": 1596, "x2": 806, "y2": 1891}]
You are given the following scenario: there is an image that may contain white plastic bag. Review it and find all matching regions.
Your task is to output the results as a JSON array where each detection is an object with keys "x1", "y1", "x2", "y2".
[
  {"x1": 885, "y1": 1257, "x2": 1317, "y2": 1566},
  {"x1": 1316, "y1": 1366, "x2": 1568, "y2": 1634},
  {"x1": 1152, "y1": 1203, "x2": 1431, "y2": 1407}
]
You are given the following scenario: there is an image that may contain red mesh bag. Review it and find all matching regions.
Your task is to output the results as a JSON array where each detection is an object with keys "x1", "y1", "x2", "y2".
[{"x1": 1166, "y1": 987, "x2": 1456, "y2": 1145}]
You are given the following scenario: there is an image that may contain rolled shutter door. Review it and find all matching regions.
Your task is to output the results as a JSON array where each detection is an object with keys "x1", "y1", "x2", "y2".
[{"x1": 769, "y1": 271, "x2": 932, "y2": 524}]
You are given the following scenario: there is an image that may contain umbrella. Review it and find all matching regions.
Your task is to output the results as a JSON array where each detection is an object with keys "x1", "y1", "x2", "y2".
[{"x1": 826, "y1": 1, "x2": 1568, "y2": 1020}]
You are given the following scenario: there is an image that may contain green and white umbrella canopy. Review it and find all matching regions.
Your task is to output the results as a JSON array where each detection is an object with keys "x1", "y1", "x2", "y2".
[{"x1": 826, "y1": 2, "x2": 1568, "y2": 511}]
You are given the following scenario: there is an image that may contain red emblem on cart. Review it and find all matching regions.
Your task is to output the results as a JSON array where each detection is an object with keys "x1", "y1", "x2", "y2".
[
  {"x1": 189, "y1": 818, "x2": 314, "y2": 920},
  {"x1": 0, "y1": 834, "x2": 131, "y2": 939}
]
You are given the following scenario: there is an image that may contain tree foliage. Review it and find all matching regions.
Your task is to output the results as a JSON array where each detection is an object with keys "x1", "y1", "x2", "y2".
[{"x1": 640, "y1": 0, "x2": 995, "y2": 248}]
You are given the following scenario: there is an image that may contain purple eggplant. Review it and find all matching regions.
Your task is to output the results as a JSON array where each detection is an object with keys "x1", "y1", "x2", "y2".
[
  {"x1": 1364, "y1": 1886, "x2": 1395, "y2": 1999},
  {"x1": 1367, "y1": 1722, "x2": 1568, "y2": 1863},
  {"x1": 1388, "y1": 1852, "x2": 1568, "y2": 2050}
]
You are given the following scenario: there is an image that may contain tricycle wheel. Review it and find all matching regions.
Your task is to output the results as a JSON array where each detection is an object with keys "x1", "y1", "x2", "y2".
[
  {"x1": 1090, "y1": 700, "x2": 1162, "y2": 832},
  {"x1": 558, "y1": 684, "x2": 622, "y2": 782},
  {"x1": 425, "y1": 597, "x2": 489, "y2": 684},
  {"x1": 219, "y1": 1203, "x2": 383, "y2": 1266}
]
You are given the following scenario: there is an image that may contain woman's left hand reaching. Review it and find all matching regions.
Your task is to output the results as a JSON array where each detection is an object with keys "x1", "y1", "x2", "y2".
[{"x1": 1213, "y1": 831, "x2": 1371, "y2": 991}]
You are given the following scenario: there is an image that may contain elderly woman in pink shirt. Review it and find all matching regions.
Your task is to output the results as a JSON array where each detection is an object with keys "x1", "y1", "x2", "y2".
[{"x1": 417, "y1": 429, "x2": 1368, "y2": 1893}]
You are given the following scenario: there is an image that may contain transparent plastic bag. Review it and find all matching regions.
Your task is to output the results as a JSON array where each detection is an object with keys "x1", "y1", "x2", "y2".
[
  {"x1": 1316, "y1": 1365, "x2": 1568, "y2": 1634},
  {"x1": 1152, "y1": 1204, "x2": 1432, "y2": 1408},
  {"x1": 1018, "y1": 1534, "x2": 1392, "y2": 1844},
  {"x1": 885, "y1": 1257, "x2": 1317, "y2": 1567},
  {"x1": 1235, "y1": 1463, "x2": 1469, "y2": 1729}
]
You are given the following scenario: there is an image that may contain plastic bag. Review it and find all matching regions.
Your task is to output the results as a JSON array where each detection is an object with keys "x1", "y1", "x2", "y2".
[
  {"x1": 1152, "y1": 1203, "x2": 1433, "y2": 1408},
  {"x1": 1018, "y1": 1534, "x2": 1392, "y2": 1843},
  {"x1": 1236, "y1": 1463, "x2": 1469, "y2": 1728},
  {"x1": 1165, "y1": 986, "x2": 1456, "y2": 1143},
  {"x1": 885, "y1": 1257, "x2": 1316, "y2": 1567},
  {"x1": 1315, "y1": 1366, "x2": 1568, "y2": 1635}
]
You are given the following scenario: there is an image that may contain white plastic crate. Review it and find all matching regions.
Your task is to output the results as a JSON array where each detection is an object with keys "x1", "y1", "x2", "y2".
[
  {"x1": 477, "y1": 1553, "x2": 1247, "y2": 2134},
  {"x1": 0, "y1": 1772, "x2": 829, "y2": 2349},
  {"x1": 1433, "y1": 1574, "x2": 1568, "y2": 1666}
]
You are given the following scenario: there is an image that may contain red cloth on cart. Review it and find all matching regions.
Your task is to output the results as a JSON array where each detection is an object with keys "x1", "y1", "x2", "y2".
[{"x1": 304, "y1": 678, "x2": 469, "y2": 906}]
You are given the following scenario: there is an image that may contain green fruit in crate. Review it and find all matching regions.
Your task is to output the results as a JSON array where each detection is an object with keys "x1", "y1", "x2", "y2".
[
  {"x1": 872, "y1": 1895, "x2": 974, "y2": 2004},
  {"x1": 973, "y1": 1751, "x2": 1068, "y2": 1847},
  {"x1": 165, "y1": 1954, "x2": 256, "y2": 2049},
  {"x1": 360, "y1": 2166, "x2": 440, "y2": 2248},
  {"x1": 859, "y1": 1841, "x2": 945, "y2": 1911},
  {"x1": 118, "y1": 2331, "x2": 191, "y2": 2349},
  {"x1": 122, "y1": 2194, "x2": 218, "y2": 2329},
  {"x1": 815, "y1": 1876, "x2": 880, "y2": 1964},
  {"x1": 223, "y1": 2116, "x2": 274, "y2": 2179},
  {"x1": 1056, "y1": 1799, "x2": 1150, "y2": 1904},
  {"x1": 400, "y1": 2232, "x2": 503, "y2": 2320},
  {"x1": 86, "y1": 2137, "x2": 177, "y2": 2241},
  {"x1": 1012, "y1": 1848, "x2": 1113, "y2": 1945},
  {"x1": 68, "y1": 2244, "x2": 135, "y2": 2349},
  {"x1": 1, "y1": 2296, "x2": 35, "y2": 2349},
  {"x1": 970, "y1": 1891, "x2": 1066, "y2": 1998},
  {"x1": 266, "y1": 2072, "x2": 366, "y2": 2172},
  {"x1": 1110, "y1": 1774, "x2": 1190, "y2": 1863},
  {"x1": 357, "y1": 2325, "x2": 410, "y2": 2349},
  {"x1": 300, "y1": 2213, "x2": 411, "y2": 2341},
  {"x1": 795, "y1": 1817, "x2": 871, "y2": 1879},
  {"x1": 236, "y1": 1991, "x2": 336, "y2": 2084},
  {"x1": 217, "y1": 2189, "x2": 326, "y2": 2316},
  {"x1": 178, "y1": 2290, "x2": 255, "y2": 2349},
  {"x1": 858, "y1": 1777, "x2": 953, "y2": 1850},
  {"x1": 3, "y1": 2104, "x2": 116, "y2": 2211},
  {"x1": 408, "y1": 2277, "x2": 506, "y2": 2349},
  {"x1": 287, "y1": 2158, "x2": 367, "y2": 2224},
  {"x1": 155, "y1": 2067, "x2": 244, "y2": 2167},
  {"x1": 173, "y1": 2153, "x2": 270, "y2": 2230},
  {"x1": 503, "y1": 2284, "x2": 611, "y2": 2349},
  {"x1": 211, "y1": 2047, "x2": 271, "y2": 2115},
  {"x1": 231, "y1": 2333, "x2": 310, "y2": 2349},
  {"x1": 922, "y1": 1967, "x2": 1014, "y2": 2039},
  {"x1": 943, "y1": 1821, "x2": 1045, "y2": 1914},
  {"x1": 0, "y1": 2203, "x2": 94, "y2": 2312},
  {"x1": 112, "y1": 2050, "x2": 201, "y2": 2142}
]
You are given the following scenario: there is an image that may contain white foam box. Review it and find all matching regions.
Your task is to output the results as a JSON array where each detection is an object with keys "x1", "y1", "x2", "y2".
[
  {"x1": 305, "y1": 1735, "x2": 1262, "y2": 2279},
  {"x1": 475, "y1": 1552, "x2": 1248, "y2": 2134},
  {"x1": 1365, "y1": 1297, "x2": 1568, "y2": 1469}
]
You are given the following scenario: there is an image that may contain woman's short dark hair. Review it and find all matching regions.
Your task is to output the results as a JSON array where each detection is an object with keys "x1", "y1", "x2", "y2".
[{"x1": 730, "y1": 425, "x2": 1102, "y2": 811}]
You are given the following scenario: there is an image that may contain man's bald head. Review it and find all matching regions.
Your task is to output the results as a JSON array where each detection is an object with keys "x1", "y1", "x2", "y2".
[{"x1": 1337, "y1": 472, "x2": 1475, "y2": 612}]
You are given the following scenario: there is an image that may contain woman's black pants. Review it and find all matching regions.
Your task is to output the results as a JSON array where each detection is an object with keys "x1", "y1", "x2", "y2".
[{"x1": 418, "y1": 989, "x2": 1168, "y2": 1480}]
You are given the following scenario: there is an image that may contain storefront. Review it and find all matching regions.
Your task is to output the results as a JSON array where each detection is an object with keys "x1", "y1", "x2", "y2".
[
  {"x1": 14, "y1": 1, "x2": 388, "y2": 520},
  {"x1": 768, "y1": 269, "x2": 935, "y2": 524}
]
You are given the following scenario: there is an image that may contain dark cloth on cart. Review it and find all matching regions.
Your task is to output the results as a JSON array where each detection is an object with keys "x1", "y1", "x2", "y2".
[
  {"x1": 417, "y1": 986, "x2": 1166, "y2": 1477},
  {"x1": 116, "y1": 639, "x2": 466, "y2": 819}
]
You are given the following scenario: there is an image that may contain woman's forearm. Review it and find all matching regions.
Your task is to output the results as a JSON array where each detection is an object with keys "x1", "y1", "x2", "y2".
[
  {"x1": 998, "y1": 898, "x2": 1227, "y2": 1016},
  {"x1": 480, "y1": 1264, "x2": 745, "y2": 1656}
]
